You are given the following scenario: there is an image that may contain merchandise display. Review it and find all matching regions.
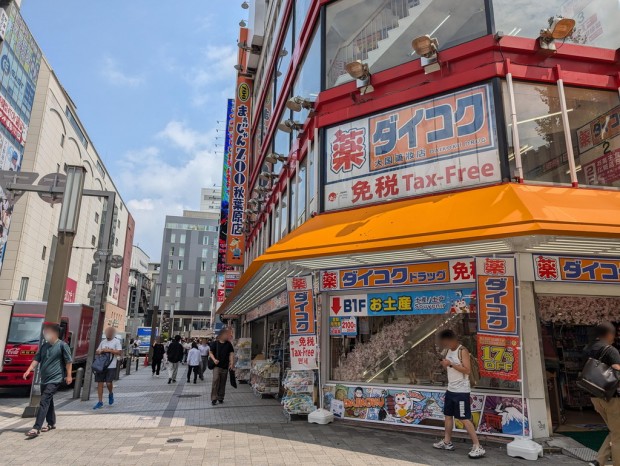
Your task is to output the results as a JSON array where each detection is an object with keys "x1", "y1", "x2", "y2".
[
  {"x1": 251, "y1": 359, "x2": 281, "y2": 397},
  {"x1": 282, "y1": 370, "x2": 316, "y2": 419},
  {"x1": 235, "y1": 338, "x2": 252, "y2": 383}
]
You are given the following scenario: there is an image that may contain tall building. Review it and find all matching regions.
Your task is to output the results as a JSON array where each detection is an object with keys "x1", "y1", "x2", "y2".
[
  {"x1": 125, "y1": 245, "x2": 151, "y2": 336},
  {"x1": 200, "y1": 187, "x2": 221, "y2": 214},
  {"x1": 218, "y1": 0, "x2": 620, "y2": 442},
  {"x1": 157, "y1": 211, "x2": 219, "y2": 334},
  {"x1": 0, "y1": 1, "x2": 133, "y2": 331}
]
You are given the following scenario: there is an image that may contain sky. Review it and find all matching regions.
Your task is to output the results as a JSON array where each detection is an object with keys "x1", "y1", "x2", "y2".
[{"x1": 21, "y1": 0, "x2": 240, "y2": 260}]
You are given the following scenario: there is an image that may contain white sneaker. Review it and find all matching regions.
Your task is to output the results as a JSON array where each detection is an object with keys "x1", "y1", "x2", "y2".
[
  {"x1": 468, "y1": 445, "x2": 486, "y2": 459},
  {"x1": 433, "y1": 440, "x2": 455, "y2": 451}
]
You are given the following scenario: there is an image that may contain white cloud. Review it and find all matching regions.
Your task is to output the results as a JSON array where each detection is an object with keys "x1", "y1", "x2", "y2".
[
  {"x1": 119, "y1": 121, "x2": 223, "y2": 259},
  {"x1": 101, "y1": 56, "x2": 144, "y2": 87},
  {"x1": 187, "y1": 46, "x2": 237, "y2": 107}
]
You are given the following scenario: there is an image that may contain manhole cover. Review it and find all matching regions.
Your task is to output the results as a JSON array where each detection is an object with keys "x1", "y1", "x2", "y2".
[
  {"x1": 167, "y1": 438, "x2": 183, "y2": 444},
  {"x1": 177, "y1": 394, "x2": 201, "y2": 398}
]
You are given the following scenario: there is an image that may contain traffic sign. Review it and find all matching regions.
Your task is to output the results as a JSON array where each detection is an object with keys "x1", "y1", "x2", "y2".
[
  {"x1": 0, "y1": 170, "x2": 39, "y2": 204},
  {"x1": 37, "y1": 172, "x2": 67, "y2": 205},
  {"x1": 109, "y1": 255, "x2": 124, "y2": 269}
]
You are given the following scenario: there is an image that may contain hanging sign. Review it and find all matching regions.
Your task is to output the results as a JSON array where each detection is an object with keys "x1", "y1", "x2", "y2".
[
  {"x1": 290, "y1": 335, "x2": 318, "y2": 370},
  {"x1": 287, "y1": 275, "x2": 316, "y2": 336},
  {"x1": 533, "y1": 255, "x2": 620, "y2": 284},
  {"x1": 476, "y1": 256, "x2": 518, "y2": 336},
  {"x1": 368, "y1": 288, "x2": 475, "y2": 316}
]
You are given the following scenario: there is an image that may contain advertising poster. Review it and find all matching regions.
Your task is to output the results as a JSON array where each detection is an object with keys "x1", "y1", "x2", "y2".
[
  {"x1": 217, "y1": 98, "x2": 235, "y2": 273},
  {"x1": 367, "y1": 287, "x2": 475, "y2": 316},
  {"x1": 476, "y1": 333, "x2": 519, "y2": 382},
  {"x1": 289, "y1": 335, "x2": 318, "y2": 370},
  {"x1": 329, "y1": 316, "x2": 357, "y2": 336},
  {"x1": 476, "y1": 256, "x2": 518, "y2": 337},
  {"x1": 324, "y1": 84, "x2": 500, "y2": 210},
  {"x1": 323, "y1": 384, "x2": 530, "y2": 438},
  {"x1": 64, "y1": 278, "x2": 77, "y2": 303},
  {"x1": 534, "y1": 254, "x2": 620, "y2": 284},
  {"x1": 215, "y1": 273, "x2": 225, "y2": 310}
]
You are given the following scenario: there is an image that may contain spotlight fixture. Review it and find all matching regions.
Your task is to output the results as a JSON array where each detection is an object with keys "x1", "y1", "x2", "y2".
[
  {"x1": 412, "y1": 35, "x2": 440, "y2": 74},
  {"x1": 239, "y1": 19, "x2": 247, "y2": 27},
  {"x1": 344, "y1": 60, "x2": 373, "y2": 94},
  {"x1": 241, "y1": 1, "x2": 249, "y2": 9},
  {"x1": 248, "y1": 198, "x2": 259, "y2": 206},
  {"x1": 286, "y1": 96, "x2": 314, "y2": 112},
  {"x1": 254, "y1": 186, "x2": 269, "y2": 194},
  {"x1": 244, "y1": 208, "x2": 258, "y2": 215},
  {"x1": 278, "y1": 119, "x2": 303, "y2": 134},
  {"x1": 539, "y1": 16, "x2": 575, "y2": 51},
  {"x1": 265, "y1": 152, "x2": 288, "y2": 164},
  {"x1": 279, "y1": 48, "x2": 288, "y2": 58},
  {"x1": 234, "y1": 64, "x2": 244, "y2": 71},
  {"x1": 258, "y1": 171, "x2": 279, "y2": 182}
]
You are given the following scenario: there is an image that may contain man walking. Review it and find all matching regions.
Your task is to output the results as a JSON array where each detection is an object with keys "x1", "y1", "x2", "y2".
[
  {"x1": 198, "y1": 338, "x2": 210, "y2": 380},
  {"x1": 23, "y1": 322, "x2": 72, "y2": 438},
  {"x1": 93, "y1": 327, "x2": 122, "y2": 410},
  {"x1": 433, "y1": 329, "x2": 485, "y2": 459},
  {"x1": 584, "y1": 322, "x2": 620, "y2": 466},
  {"x1": 152, "y1": 337, "x2": 165, "y2": 377},
  {"x1": 209, "y1": 328, "x2": 235, "y2": 406},
  {"x1": 166, "y1": 335, "x2": 184, "y2": 384}
]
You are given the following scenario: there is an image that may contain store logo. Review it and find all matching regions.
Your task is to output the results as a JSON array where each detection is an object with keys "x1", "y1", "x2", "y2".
[
  {"x1": 328, "y1": 192, "x2": 337, "y2": 202},
  {"x1": 238, "y1": 82, "x2": 250, "y2": 102}
]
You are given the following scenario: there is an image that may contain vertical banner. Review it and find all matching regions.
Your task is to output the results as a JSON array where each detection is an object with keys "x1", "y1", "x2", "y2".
[
  {"x1": 476, "y1": 256, "x2": 520, "y2": 382},
  {"x1": 286, "y1": 275, "x2": 316, "y2": 336},
  {"x1": 215, "y1": 273, "x2": 225, "y2": 311},
  {"x1": 217, "y1": 98, "x2": 235, "y2": 273}
]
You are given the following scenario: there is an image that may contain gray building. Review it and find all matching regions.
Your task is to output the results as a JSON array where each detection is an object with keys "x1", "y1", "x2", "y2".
[{"x1": 157, "y1": 211, "x2": 219, "y2": 333}]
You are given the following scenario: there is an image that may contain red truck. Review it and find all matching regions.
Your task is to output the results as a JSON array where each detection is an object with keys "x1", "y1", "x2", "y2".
[{"x1": 1, "y1": 302, "x2": 98, "y2": 388}]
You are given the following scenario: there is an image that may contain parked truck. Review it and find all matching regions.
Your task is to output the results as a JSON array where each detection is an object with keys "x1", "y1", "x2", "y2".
[{"x1": 0, "y1": 302, "x2": 99, "y2": 388}]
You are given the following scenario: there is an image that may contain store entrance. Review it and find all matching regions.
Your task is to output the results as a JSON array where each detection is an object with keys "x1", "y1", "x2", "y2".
[{"x1": 538, "y1": 294, "x2": 620, "y2": 452}]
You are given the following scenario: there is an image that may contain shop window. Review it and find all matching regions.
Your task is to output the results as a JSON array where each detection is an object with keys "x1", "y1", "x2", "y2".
[
  {"x1": 325, "y1": 0, "x2": 488, "y2": 89},
  {"x1": 564, "y1": 86, "x2": 620, "y2": 188},
  {"x1": 493, "y1": 0, "x2": 620, "y2": 50},
  {"x1": 293, "y1": 26, "x2": 321, "y2": 122},
  {"x1": 503, "y1": 81, "x2": 572, "y2": 184},
  {"x1": 330, "y1": 313, "x2": 520, "y2": 392}
]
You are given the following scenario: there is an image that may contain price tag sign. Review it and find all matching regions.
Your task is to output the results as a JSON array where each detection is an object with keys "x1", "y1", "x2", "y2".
[{"x1": 329, "y1": 317, "x2": 357, "y2": 337}]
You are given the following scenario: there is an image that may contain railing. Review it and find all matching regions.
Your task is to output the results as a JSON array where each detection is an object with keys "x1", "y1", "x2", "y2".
[{"x1": 327, "y1": 0, "x2": 419, "y2": 88}]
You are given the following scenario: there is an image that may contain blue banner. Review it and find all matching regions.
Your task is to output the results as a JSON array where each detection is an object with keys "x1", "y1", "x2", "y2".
[{"x1": 367, "y1": 287, "x2": 475, "y2": 316}]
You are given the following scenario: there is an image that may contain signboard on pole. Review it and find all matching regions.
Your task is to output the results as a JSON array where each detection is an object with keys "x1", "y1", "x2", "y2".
[{"x1": 217, "y1": 98, "x2": 235, "y2": 273}]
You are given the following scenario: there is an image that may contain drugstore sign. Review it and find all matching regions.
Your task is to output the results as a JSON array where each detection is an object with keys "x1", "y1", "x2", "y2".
[
  {"x1": 324, "y1": 84, "x2": 500, "y2": 211},
  {"x1": 533, "y1": 255, "x2": 620, "y2": 284},
  {"x1": 476, "y1": 256, "x2": 518, "y2": 337},
  {"x1": 320, "y1": 258, "x2": 475, "y2": 292}
]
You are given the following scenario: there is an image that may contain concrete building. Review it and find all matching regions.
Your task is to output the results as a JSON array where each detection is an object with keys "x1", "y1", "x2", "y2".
[
  {"x1": 0, "y1": 1, "x2": 133, "y2": 331},
  {"x1": 157, "y1": 211, "x2": 218, "y2": 334},
  {"x1": 125, "y1": 245, "x2": 151, "y2": 337},
  {"x1": 218, "y1": 0, "x2": 620, "y2": 445},
  {"x1": 200, "y1": 187, "x2": 221, "y2": 214}
]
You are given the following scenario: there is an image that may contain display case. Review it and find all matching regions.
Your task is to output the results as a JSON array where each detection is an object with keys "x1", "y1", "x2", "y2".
[
  {"x1": 251, "y1": 359, "x2": 281, "y2": 397},
  {"x1": 281, "y1": 370, "x2": 316, "y2": 420},
  {"x1": 235, "y1": 338, "x2": 252, "y2": 383}
]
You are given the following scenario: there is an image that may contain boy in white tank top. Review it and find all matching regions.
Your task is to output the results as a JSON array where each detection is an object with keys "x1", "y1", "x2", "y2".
[{"x1": 433, "y1": 329, "x2": 485, "y2": 459}]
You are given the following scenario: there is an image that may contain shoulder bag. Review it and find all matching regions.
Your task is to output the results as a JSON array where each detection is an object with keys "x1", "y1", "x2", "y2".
[
  {"x1": 577, "y1": 346, "x2": 619, "y2": 400},
  {"x1": 207, "y1": 342, "x2": 218, "y2": 370}
]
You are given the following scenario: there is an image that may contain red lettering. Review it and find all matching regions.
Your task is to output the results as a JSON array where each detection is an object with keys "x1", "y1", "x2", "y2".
[
  {"x1": 480, "y1": 163, "x2": 494, "y2": 177},
  {"x1": 467, "y1": 165, "x2": 480, "y2": 180}
]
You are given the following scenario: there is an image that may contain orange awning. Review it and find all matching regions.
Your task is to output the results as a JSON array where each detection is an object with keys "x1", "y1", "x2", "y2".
[{"x1": 220, "y1": 184, "x2": 620, "y2": 314}]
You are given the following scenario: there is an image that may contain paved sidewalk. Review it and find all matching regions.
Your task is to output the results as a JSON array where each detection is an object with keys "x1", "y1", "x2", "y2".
[{"x1": 0, "y1": 367, "x2": 584, "y2": 465}]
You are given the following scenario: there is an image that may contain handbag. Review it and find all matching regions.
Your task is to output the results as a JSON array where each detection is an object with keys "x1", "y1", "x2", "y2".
[
  {"x1": 92, "y1": 353, "x2": 113, "y2": 374},
  {"x1": 577, "y1": 346, "x2": 619, "y2": 400},
  {"x1": 207, "y1": 342, "x2": 218, "y2": 370}
]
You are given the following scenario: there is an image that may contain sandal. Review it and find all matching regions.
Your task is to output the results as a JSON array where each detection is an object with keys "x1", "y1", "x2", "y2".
[
  {"x1": 25, "y1": 429, "x2": 39, "y2": 438},
  {"x1": 41, "y1": 425, "x2": 55, "y2": 432}
]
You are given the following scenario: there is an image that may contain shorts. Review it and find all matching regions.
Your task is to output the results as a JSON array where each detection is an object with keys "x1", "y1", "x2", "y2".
[
  {"x1": 95, "y1": 367, "x2": 116, "y2": 383},
  {"x1": 443, "y1": 391, "x2": 472, "y2": 420}
]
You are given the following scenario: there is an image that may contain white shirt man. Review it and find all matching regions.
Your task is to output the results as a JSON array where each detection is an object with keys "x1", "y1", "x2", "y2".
[{"x1": 198, "y1": 341, "x2": 210, "y2": 379}]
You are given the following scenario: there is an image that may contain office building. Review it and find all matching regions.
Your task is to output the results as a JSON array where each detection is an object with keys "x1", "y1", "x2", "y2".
[
  {"x1": 200, "y1": 187, "x2": 222, "y2": 214},
  {"x1": 157, "y1": 211, "x2": 219, "y2": 335},
  {"x1": 0, "y1": 1, "x2": 133, "y2": 331},
  {"x1": 125, "y1": 245, "x2": 151, "y2": 336},
  {"x1": 217, "y1": 0, "x2": 620, "y2": 442}
]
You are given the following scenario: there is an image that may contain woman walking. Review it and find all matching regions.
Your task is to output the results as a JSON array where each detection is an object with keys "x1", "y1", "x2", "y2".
[{"x1": 186, "y1": 342, "x2": 201, "y2": 384}]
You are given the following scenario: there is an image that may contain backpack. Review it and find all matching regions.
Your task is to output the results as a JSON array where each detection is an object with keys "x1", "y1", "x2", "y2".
[{"x1": 92, "y1": 352, "x2": 113, "y2": 374}]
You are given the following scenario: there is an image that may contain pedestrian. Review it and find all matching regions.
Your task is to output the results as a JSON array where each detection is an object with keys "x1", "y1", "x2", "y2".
[
  {"x1": 182, "y1": 339, "x2": 191, "y2": 364},
  {"x1": 187, "y1": 342, "x2": 201, "y2": 384},
  {"x1": 433, "y1": 329, "x2": 485, "y2": 459},
  {"x1": 209, "y1": 328, "x2": 235, "y2": 406},
  {"x1": 152, "y1": 338, "x2": 165, "y2": 377},
  {"x1": 93, "y1": 327, "x2": 122, "y2": 410},
  {"x1": 23, "y1": 322, "x2": 72, "y2": 438},
  {"x1": 166, "y1": 335, "x2": 184, "y2": 384},
  {"x1": 584, "y1": 322, "x2": 620, "y2": 466},
  {"x1": 198, "y1": 338, "x2": 210, "y2": 380}
]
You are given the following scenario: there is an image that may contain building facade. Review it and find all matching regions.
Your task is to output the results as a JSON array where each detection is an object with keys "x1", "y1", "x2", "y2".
[
  {"x1": 0, "y1": 1, "x2": 133, "y2": 332},
  {"x1": 157, "y1": 211, "x2": 219, "y2": 334},
  {"x1": 125, "y1": 245, "x2": 151, "y2": 336},
  {"x1": 200, "y1": 187, "x2": 222, "y2": 214},
  {"x1": 219, "y1": 0, "x2": 620, "y2": 442}
]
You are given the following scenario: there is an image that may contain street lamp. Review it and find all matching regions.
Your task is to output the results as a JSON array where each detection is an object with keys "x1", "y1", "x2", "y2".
[{"x1": 57, "y1": 165, "x2": 86, "y2": 233}]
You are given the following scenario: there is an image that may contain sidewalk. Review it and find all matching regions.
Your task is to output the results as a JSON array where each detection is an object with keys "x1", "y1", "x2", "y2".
[{"x1": 0, "y1": 366, "x2": 584, "y2": 465}]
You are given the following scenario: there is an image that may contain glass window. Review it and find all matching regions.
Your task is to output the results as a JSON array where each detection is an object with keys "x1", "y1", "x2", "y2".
[
  {"x1": 199, "y1": 287, "x2": 205, "y2": 298},
  {"x1": 178, "y1": 260, "x2": 184, "y2": 270},
  {"x1": 293, "y1": 27, "x2": 321, "y2": 122},
  {"x1": 178, "y1": 247, "x2": 185, "y2": 256},
  {"x1": 274, "y1": 110, "x2": 292, "y2": 160},
  {"x1": 175, "y1": 288, "x2": 181, "y2": 298},
  {"x1": 564, "y1": 87, "x2": 620, "y2": 188},
  {"x1": 263, "y1": 77, "x2": 274, "y2": 140},
  {"x1": 168, "y1": 260, "x2": 173, "y2": 269},
  {"x1": 179, "y1": 233, "x2": 186, "y2": 243},
  {"x1": 201, "y1": 261, "x2": 208, "y2": 272},
  {"x1": 165, "y1": 287, "x2": 170, "y2": 297},
  {"x1": 493, "y1": 0, "x2": 620, "y2": 50},
  {"x1": 202, "y1": 236, "x2": 209, "y2": 245},
  {"x1": 330, "y1": 312, "x2": 519, "y2": 392},
  {"x1": 325, "y1": 0, "x2": 487, "y2": 89},
  {"x1": 280, "y1": 188, "x2": 289, "y2": 237},
  {"x1": 274, "y1": 202, "x2": 281, "y2": 243},
  {"x1": 176, "y1": 275, "x2": 182, "y2": 284},
  {"x1": 503, "y1": 81, "x2": 572, "y2": 184},
  {"x1": 297, "y1": 159, "x2": 307, "y2": 226},
  {"x1": 307, "y1": 140, "x2": 316, "y2": 210},
  {"x1": 171, "y1": 233, "x2": 176, "y2": 242},
  {"x1": 295, "y1": 0, "x2": 313, "y2": 39},
  {"x1": 200, "y1": 276, "x2": 206, "y2": 285},
  {"x1": 275, "y1": 20, "x2": 293, "y2": 105},
  {"x1": 202, "y1": 248, "x2": 209, "y2": 259},
  {"x1": 166, "y1": 275, "x2": 172, "y2": 284}
]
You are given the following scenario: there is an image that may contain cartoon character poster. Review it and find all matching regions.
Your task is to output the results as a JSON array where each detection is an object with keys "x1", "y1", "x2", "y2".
[{"x1": 324, "y1": 384, "x2": 529, "y2": 438}]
